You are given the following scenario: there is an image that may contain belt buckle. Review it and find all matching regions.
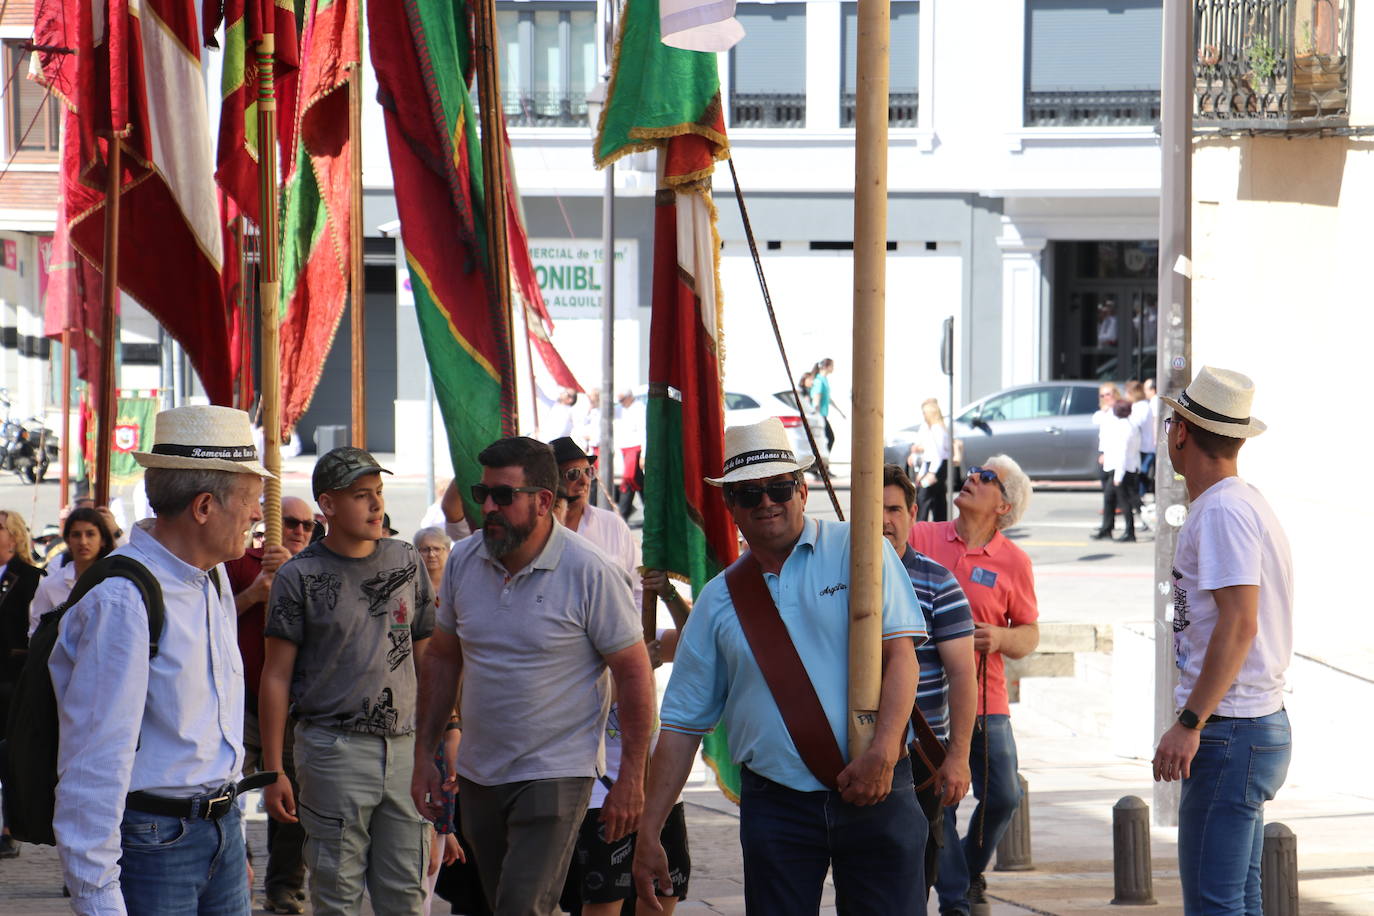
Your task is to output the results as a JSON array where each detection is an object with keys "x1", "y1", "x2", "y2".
[{"x1": 203, "y1": 792, "x2": 232, "y2": 819}]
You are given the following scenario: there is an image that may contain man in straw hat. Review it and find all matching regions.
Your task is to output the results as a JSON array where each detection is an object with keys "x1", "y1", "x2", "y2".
[
  {"x1": 1151, "y1": 367, "x2": 1293, "y2": 914},
  {"x1": 48, "y1": 404, "x2": 276, "y2": 915},
  {"x1": 633, "y1": 418, "x2": 929, "y2": 914},
  {"x1": 259, "y1": 446, "x2": 435, "y2": 915}
]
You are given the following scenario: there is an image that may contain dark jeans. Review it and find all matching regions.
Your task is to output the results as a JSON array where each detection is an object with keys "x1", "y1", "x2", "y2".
[
  {"x1": 1139, "y1": 451, "x2": 1156, "y2": 498},
  {"x1": 917, "y1": 461, "x2": 949, "y2": 522},
  {"x1": 935, "y1": 715, "x2": 1023, "y2": 913},
  {"x1": 1098, "y1": 470, "x2": 1140, "y2": 536},
  {"x1": 738, "y1": 757, "x2": 925, "y2": 915}
]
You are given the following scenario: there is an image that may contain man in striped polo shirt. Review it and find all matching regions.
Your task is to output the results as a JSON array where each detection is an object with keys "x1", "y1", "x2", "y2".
[{"x1": 883, "y1": 464, "x2": 977, "y2": 892}]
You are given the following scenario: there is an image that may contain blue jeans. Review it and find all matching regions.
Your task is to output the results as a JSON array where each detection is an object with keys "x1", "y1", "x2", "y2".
[
  {"x1": 738, "y1": 756, "x2": 925, "y2": 915},
  {"x1": 118, "y1": 803, "x2": 249, "y2": 915},
  {"x1": 1179, "y1": 709, "x2": 1291, "y2": 915},
  {"x1": 935, "y1": 714, "x2": 1022, "y2": 913}
]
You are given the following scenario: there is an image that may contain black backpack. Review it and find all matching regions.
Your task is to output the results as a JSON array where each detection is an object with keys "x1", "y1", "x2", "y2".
[{"x1": 0, "y1": 555, "x2": 165, "y2": 846}]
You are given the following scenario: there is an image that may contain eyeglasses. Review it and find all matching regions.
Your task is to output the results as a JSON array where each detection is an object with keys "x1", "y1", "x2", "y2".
[
  {"x1": 965, "y1": 466, "x2": 1008, "y2": 498},
  {"x1": 283, "y1": 516, "x2": 317, "y2": 532},
  {"x1": 1163, "y1": 416, "x2": 1181, "y2": 431},
  {"x1": 561, "y1": 466, "x2": 596, "y2": 483},
  {"x1": 471, "y1": 483, "x2": 547, "y2": 506},
  {"x1": 418, "y1": 545, "x2": 448, "y2": 556},
  {"x1": 726, "y1": 480, "x2": 799, "y2": 509}
]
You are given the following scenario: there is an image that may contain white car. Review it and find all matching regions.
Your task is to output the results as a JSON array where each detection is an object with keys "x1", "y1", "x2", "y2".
[{"x1": 626, "y1": 385, "x2": 829, "y2": 470}]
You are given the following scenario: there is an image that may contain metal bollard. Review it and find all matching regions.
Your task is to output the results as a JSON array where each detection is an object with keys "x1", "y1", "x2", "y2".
[
  {"x1": 1111, "y1": 796, "x2": 1156, "y2": 905},
  {"x1": 1261, "y1": 823, "x2": 1298, "y2": 916},
  {"x1": 994, "y1": 774, "x2": 1033, "y2": 871}
]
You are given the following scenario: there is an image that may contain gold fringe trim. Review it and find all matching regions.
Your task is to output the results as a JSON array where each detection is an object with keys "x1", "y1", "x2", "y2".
[{"x1": 700, "y1": 745, "x2": 741, "y2": 806}]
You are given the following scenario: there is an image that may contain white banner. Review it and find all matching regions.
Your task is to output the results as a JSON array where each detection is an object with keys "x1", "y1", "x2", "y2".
[{"x1": 527, "y1": 239, "x2": 638, "y2": 320}]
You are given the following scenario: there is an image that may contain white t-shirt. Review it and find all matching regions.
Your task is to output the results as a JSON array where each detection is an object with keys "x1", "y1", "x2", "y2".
[
  {"x1": 1132, "y1": 398, "x2": 1157, "y2": 453},
  {"x1": 1100, "y1": 414, "x2": 1141, "y2": 482},
  {"x1": 1172, "y1": 477, "x2": 1293, "y2": 717},
  {"x1": 916, "y1": 423, "x2": 950, "y2": 476},
  {"x1": 29, "y1": 560, "x2": 77, "y2": 638}
]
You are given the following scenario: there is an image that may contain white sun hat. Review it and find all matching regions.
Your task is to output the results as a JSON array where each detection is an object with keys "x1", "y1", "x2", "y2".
[
  {"x1": 705, "y1": 417, "x2": 814, "y2": 486},
  {"x1": 1160, "y1": 366, "x2": 1266, "y2": 438},
  {"x1": 133, "y1": 405, "x2": 277, "y2": 477}
]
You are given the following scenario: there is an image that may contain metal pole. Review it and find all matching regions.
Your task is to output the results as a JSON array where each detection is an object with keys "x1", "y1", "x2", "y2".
[
  {"x1": 1153, "y1": 0, "x2": 1192, "y2": 827},
  {"x1": 848, "y1": 0, "x2": 891, "y2": 761},
  {"x1": 94, "y1": 137, "x2": 122, "y2": 509},
  {"x1": 59, "y1": 324, "x2": 72, "y2": 510},
  {"x1": 599, "y1": 163, "x2": 616, "y2": 509}
]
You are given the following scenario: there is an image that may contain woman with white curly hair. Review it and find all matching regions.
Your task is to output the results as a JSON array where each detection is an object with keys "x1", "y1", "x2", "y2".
[{"x1": 909, "y1": 454, "x2": 1039, "y2": 916}]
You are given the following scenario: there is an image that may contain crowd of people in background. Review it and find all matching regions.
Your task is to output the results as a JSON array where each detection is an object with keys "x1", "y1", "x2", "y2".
[{"x1": 0, "y1": 362, "x2": 1293, "y2": 916}]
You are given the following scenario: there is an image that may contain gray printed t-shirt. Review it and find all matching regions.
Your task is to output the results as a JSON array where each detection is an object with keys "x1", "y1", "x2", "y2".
[
  {"x1": 439, "y1": 522, "x2": 640, "y2": 785},
  {"x1": 265, "y1": 538, "x2": 435, "y2": 736}
]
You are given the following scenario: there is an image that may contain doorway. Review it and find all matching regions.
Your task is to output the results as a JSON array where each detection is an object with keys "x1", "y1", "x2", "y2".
[{"x1": 1051, "y1": 240, "x2": 1158, "y2": 382}]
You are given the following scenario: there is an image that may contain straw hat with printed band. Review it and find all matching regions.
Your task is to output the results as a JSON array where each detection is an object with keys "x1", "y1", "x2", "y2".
[
  {"x1": 133, "y1": 405, "x2": 277, "y2": 477},
  {"x1": 705, "y1": 418, "x2": 814, "y2": 486},
  {"x1": 1160, "y1": 366, "x2": 1266, "y2": 439}
]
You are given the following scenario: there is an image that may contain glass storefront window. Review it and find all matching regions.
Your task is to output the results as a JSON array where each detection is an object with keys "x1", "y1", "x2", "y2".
[{"x1": 1052, "y1": 241, "x2": 1159, "y2": 383}]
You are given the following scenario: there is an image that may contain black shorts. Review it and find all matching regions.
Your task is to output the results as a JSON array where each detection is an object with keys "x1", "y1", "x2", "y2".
[{"x1": 560, "y1": 801, "x2": 690, "y2": 909}]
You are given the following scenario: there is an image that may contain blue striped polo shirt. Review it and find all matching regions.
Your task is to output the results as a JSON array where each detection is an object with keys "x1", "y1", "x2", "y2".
[{"x1": 900, "y1": 545, "x2": 974, "y2": 741}]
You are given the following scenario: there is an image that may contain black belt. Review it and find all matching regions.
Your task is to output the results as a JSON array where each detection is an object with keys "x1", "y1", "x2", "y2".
[{"x1": 126, "y1": 770, "x2": 278, "y2": 821}]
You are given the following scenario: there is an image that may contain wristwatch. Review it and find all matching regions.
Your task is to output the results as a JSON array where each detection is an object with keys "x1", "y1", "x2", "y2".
[{"x1": 1177, "y1": 708, "x2": 1203, "y2": 730}]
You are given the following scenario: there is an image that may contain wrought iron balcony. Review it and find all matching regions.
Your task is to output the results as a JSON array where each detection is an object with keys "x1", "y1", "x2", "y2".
[
  {"x1": 1194, "y1": 0, "x2": 1350, "y2": 129},
  {"x1": 840, "y1": 92, "x2": 920, "y2": 128},
  {"x1": 729, "y1": 93, "x2": 807, "y2": 129},
  {"x1": 1024, "y1": 89, "x2": 1161, "y2": 127},
  {"x1": 501, "y1": 91, "x2": 589, "y2": 128}
]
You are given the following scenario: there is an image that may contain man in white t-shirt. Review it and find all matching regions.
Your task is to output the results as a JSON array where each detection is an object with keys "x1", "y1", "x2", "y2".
[{"x1": 1151, "y1": 367, "x2": 1293, "y2": 916}]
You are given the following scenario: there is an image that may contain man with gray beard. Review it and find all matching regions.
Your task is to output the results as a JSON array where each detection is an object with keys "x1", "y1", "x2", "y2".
[{"x1": 411, "y1": 436, "x2": 654, "y2": 916}]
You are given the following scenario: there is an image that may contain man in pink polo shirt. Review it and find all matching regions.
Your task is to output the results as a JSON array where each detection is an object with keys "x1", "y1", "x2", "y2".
[{"x1": 910, "y1": 454, "x2": 1039, "y2": 916}]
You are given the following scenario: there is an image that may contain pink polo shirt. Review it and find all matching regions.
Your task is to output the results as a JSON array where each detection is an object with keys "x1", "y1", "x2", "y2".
[{"x1": 909, "y1": 521, "x2": 1038, "y2": 716}]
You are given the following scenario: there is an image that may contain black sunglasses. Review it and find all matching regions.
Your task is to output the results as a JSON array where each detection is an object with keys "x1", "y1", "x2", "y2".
[
  {"x1": 726, "y1": 480, "x2": 799, "y2": 509},
  {"x1": 561, "y1": 466, "x2": 596, "y2": 483},
  {"x1": 471, "y1": 483, "x2": 547, "y2": 507},
  {"x1": 282, "y1": 516, "x2": 317, "y2": 532},
  {"x1": 965, "y1": 466, "x2": 1008, "y2": 498}
]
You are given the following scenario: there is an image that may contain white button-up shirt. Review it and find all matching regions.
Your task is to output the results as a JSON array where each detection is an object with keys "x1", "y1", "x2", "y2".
[
  {"x1": 568, "y1": 502, "x2": 643, "y2": 608},
  {"x1": 49, "y1": 523, "x2": 245, "y2": 916}
]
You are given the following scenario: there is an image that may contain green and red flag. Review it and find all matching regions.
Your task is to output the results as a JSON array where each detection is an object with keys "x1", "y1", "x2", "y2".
[
  {"x1": 277, "y1": 0, "x2": 360, "y2": 436},
  {"x1": 368, "y1": 0, "x2": 515, "y2": 521},
  {"x1": 203, "y1": 0, "x2": 299, "y2": 224},
  {"x1": 596, "y1": 0, "x2": 738, "y2": 800}
]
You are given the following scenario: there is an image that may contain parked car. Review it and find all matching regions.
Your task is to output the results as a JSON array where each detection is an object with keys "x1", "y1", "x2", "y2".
[
  {"x1": 629, "y1": 385, "x2": 829, "y2": 468},
  {"x1": 884, "y1": 381, "x2": 1107, "y2": 482}
]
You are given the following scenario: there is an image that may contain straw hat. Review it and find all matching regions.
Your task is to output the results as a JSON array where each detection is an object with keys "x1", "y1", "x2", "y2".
[
  {"x1": 1160, "y1": 366, "x2": 1266, "y2": 438},
  {"x1": 705, "y1": 418, "x2": 814, "y2": 486},
  {"x1": 133, "y1": 405, "x2": 276, "y2": 477}
]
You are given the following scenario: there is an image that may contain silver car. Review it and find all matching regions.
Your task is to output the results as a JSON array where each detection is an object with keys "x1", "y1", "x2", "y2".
[{"x1": 884, "y1": 381, "x2": 1107, "y2": 482}]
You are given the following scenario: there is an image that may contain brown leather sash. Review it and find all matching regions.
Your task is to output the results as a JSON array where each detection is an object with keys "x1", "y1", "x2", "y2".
[{"x1": 724, "y1": 551, "x2": 947, "y2": 792}]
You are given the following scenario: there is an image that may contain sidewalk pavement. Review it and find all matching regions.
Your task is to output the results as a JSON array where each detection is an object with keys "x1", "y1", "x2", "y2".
[{"x1": 7, "y1": 702, "x2": 1369, "y2": 915}]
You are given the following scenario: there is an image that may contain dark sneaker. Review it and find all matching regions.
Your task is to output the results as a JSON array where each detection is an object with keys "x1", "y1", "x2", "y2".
[
  {"x1": 264, "y1": 890, "x2": 305, "y2": 914},
  {"x1": 0, "y1": 835, "x2": 20, "y2": 859},
  {"x1": 968, "y1": 873, "x2": 991, "y2": 915},
  {"x1": 1090, "y1": 530, "x2": 1113, "y2": 540}
]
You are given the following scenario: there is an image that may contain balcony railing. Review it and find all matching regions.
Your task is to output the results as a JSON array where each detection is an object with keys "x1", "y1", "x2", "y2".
[
  {"x1": 730, "y1": 93, "x2": 806, "y2": 129},
  {"x1": 501, "y1": 91, "x2": 589, "y2": 128},
  {"x1": 1194, "y1": 0, "x2": 1350, "y2": 129},
  {"x1": 840, "y1": 91, "x2": 919, "y2": 128},
  {"x1": 1024, "y1": 89, "x2": 1161, "y2": 127}
]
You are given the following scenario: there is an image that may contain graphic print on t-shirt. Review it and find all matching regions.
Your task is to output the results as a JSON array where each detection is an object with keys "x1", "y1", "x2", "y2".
[
  {"x1": 301, "y1": 572, "x2": 341, "y2": 611},
  {"x1": 1171, "y1": 566, "x2": 1190, "y2": 670},
  {"x1": 360, "y1": 687, "x2": 399, "y2": 734},
  {"x1": 387, "y1": 629, "x2": 413, "y2": 671},
  {"x1": 361, "y1": 565, "x2": 418, "y2": 617}
]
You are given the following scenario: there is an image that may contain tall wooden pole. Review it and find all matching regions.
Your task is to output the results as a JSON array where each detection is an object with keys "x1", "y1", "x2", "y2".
[
  {"x1": 1153, "y1": 0, "x2": 1192, "y2": 827},
  {"x1": 848, "y1": 0, "x2": 890, "y2": 761},
  {"x1": 258, "y1": 34, "x2": 283, "y2": 547},
  {"x1": 59, "y1": 321, "x2": 72, "y2": 509},
  {"x1": 349, "y1": 49, "x2": 367, "y2": 447},
  {"x1": 473, "y1": 0, "x2": 519, "y2": 435},
  {"x1": 94, "y1": 137, "x2": 122, "y2": 509}
]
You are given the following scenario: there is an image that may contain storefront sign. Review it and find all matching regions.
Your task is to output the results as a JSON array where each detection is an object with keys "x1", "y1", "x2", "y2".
[{"x1": 527, "y1": 239, "x2": 638, "y2": 319}]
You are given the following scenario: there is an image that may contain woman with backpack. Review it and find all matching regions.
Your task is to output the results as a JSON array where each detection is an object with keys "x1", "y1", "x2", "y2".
[
  {"x1": 0, "y1": 508, "x2": 43, "y2": 859},
  {"x1": 27, "y1": 508, "x2": 116, "y2": 639}
]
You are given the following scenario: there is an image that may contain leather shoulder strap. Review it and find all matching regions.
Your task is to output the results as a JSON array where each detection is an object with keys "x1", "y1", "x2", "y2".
[{"x1": 724, "y1": 551, "x2": 846, "y2": 790}]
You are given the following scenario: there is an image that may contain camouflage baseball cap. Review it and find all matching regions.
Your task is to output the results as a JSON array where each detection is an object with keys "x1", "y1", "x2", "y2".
[{"x1": 312, "y1": 446, "x2": 393, "y2": 498}]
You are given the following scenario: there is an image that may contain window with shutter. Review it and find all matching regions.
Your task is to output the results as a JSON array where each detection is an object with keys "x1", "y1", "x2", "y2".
[
  {"x1": 840, "y1": 1, "x2": 919, "y2": 127},
  {"x1": 1023, "y1": 0, "x2": 1162, "y2": 126},
  {"x1": 4, "y1": 42, "x2": 61, "y2": 159},
  {"x1": 495, "y1": 2, "x2": 597, "y2": 127},
  {"x1": 729, "y1": 3, "x2": 807, "y2": 128}
]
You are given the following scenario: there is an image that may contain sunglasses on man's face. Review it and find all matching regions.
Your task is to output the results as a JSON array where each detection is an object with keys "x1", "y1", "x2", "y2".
[
  {"x1": 726, "y1": 480, "x2": 799, "y2": 509},
  {"x1": 282, "y1": 516, "x2": 316, "y2": 532},
  {"x1": 561, "y1": 466, "x2": 596, "y2": 483},
  {"x1": 965, "y1": 466, "x2": 1008, "y2": 498},
  {"x1": 471, "y1": 483, "x2": 547, "y2": 507}
]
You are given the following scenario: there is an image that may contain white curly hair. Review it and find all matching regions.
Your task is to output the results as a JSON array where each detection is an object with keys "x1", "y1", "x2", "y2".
[{"x1": 984, "y1": 454, "x2": 1032, "y2": 530}]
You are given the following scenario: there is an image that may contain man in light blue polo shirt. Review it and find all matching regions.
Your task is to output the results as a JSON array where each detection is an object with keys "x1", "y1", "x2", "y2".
[{"x1": 631, "y1": 419, "x2": 927, "y2": 915}]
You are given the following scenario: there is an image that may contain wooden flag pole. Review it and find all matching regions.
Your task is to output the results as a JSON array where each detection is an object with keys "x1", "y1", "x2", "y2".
[
  {"x1": 848, "y1": 0, "x2": 891, "y2": 761},
  {"x1": 94, "y1": 137, "x2": 122, "y2": 509},
  {"x1": 258, "y1": 33, "x2": 284, "y2": 547},
  {"x1": 348, "y1": 35, "x2": 367, "y2": 448},
  {"x1": 59, "y1": 319, "x2": 72, "y2": 509},
  {"x1": 473, "y1": 0, "x2": 519, "y2": 436}
]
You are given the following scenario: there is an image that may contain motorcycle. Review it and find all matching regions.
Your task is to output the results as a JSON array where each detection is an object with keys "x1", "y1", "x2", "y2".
[{"x1": 5, "y1": 418, "x2": 56, "y2": 484}]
